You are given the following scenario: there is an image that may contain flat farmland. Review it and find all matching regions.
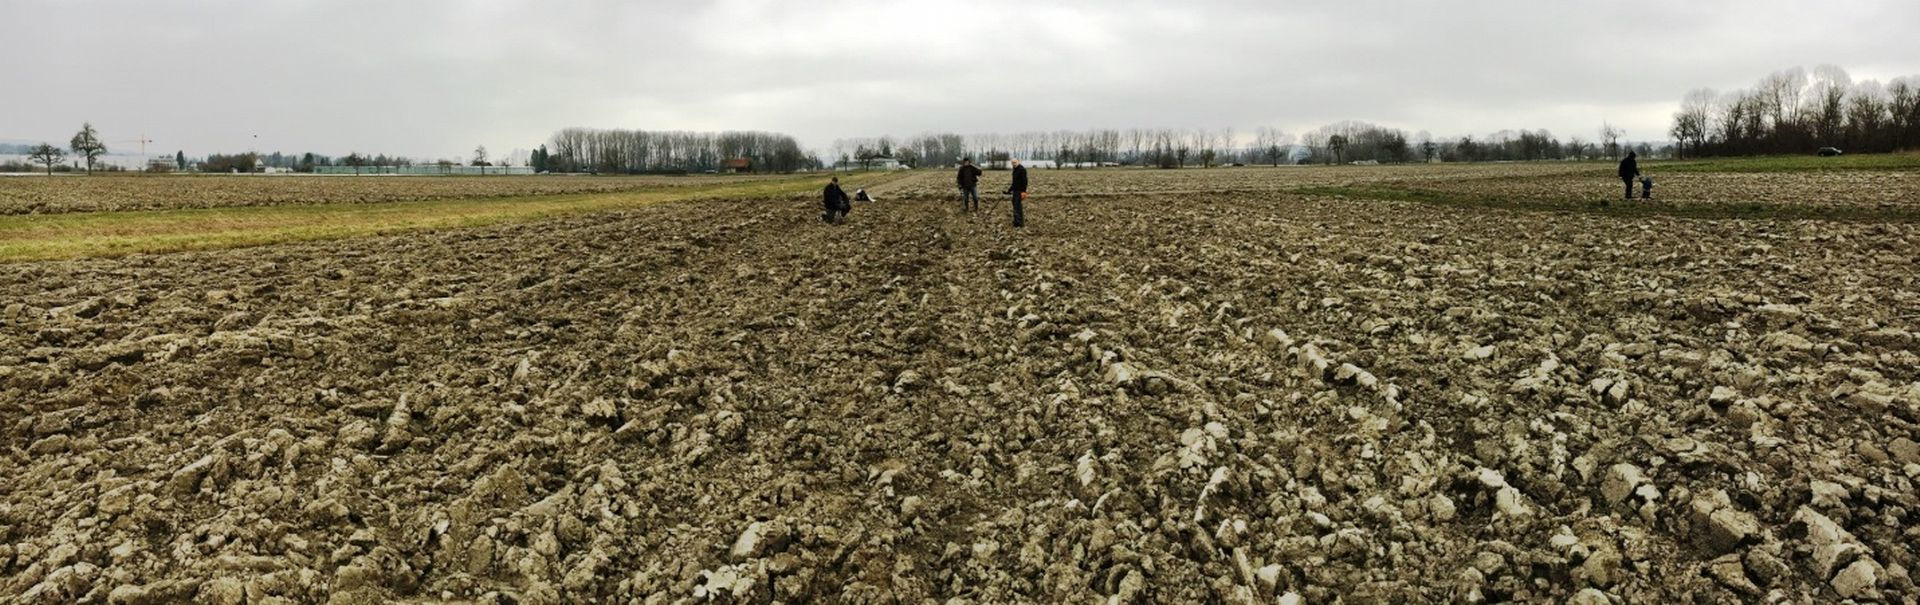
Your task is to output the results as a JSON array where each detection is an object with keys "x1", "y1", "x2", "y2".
[
  {"x1": 3, "y1": 161, "x2": 1918, "y2": 602},
  {"x1": 0, "y1": 174, "x2": 797, "y2": 215}
]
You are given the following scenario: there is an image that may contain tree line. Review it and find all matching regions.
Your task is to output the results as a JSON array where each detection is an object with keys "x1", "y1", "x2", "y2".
[
  {"x1": 542, "y1": 128, "x2": 812, "y2": 174},
  {"x1": 1669, "y1": 65, "x2": 1920, "y2": 157},
  {"x1": 829, "y1": 122, "x2": 1655, "y2": 169},
  {"x1": 834, "y1": 129, "x2": 1238, "y2": 169}
]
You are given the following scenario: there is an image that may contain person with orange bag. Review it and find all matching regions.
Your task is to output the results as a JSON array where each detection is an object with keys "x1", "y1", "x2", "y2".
[{"x1": 1005, "y1": 158, "x2": 1029, "y2": 227}]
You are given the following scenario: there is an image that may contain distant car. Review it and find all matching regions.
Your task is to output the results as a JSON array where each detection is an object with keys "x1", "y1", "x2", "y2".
[{"x1": 1817, "y1": 147, "x2": 1844, "y2": 156}]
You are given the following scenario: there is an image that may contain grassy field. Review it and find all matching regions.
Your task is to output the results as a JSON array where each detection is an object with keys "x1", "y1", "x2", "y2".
[{"x1": 0, "y1": 172, "x2": 908, "y2": 261}]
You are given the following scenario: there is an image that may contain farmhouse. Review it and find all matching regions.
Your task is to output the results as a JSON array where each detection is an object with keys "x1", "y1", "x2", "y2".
[{"x1": 724, "y1": 158, "x2": 752, "y2": 173}]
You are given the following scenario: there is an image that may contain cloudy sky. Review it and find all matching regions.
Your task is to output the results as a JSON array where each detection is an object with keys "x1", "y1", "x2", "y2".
[{"x1": 5, "y1": 0, "x2": 1918, "y2": 160}]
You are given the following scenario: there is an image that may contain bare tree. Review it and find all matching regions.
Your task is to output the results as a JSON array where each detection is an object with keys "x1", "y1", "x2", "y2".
[
  {"x1": 1167, "y1": 129, "x2": 1182, "y2": 168},
  {"x1": 30, "y1": 143, "x2": 66, "y2": 175},
  {"x1": 1845, "y1": 80, "x2": 1888, "y2": 150},
  {"x1": 1598, "y1": 122, "x2": 1623, "y2": 159},
  {"x1": 1891, "y1": 78, "x2": 1919, "y2": 150},
  {"x1": 1217, "y1": 127, "x2": 1236, "y2": 165},
  {"x1": 1805, "y1": 64, "x2": 1851, "y2": 145},
  {"x1": 1414, "y1": 130, "x2": 1436, "y2": 163},
  {"x1": 472, "y1": 145, "x2": 489, "y2": 167},
  {"x1": 1670, "y1": 89, "x2": 1715, "y2": 158},
  {"x1": 69, "y1": 123, "x2": 106, "y2": 174}
]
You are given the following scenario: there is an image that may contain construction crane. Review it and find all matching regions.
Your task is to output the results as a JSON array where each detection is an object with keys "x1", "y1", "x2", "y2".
[{"x1": 112, "y1": 134, "x2": 155, "y2": 157}]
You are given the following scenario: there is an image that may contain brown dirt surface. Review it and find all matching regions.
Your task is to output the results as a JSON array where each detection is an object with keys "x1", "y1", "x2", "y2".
[
  {"x1": 881, "y1": 164, "x2": 1598, "y2": 198},
  {"x1": 0, "y1": 174, "x2": 797, "y2": 215},
  {"x1": 3, "y1": 168, "x2": 1918, "y2": 602},
  {"x1": 1404, "y1": 170, "x2": 1920, "y2": 211}
]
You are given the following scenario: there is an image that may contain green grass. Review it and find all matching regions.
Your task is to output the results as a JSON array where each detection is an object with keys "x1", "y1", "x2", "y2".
[{"x1": 0, "y1": 173, "x2": 901, "y2": 262}]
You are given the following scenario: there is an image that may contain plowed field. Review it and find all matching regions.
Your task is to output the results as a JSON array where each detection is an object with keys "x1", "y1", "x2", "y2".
[{"x1": 4, "y1": 164, "x2": 1918, "y2": 603}]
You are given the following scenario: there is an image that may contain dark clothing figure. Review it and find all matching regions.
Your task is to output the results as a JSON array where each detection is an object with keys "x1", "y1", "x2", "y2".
[
  {"x1": 957, "y1": 163, "x2": 983, "y2": 211},
  {"x1": 1617, "y1": 152, "x2": 1639, "y2": 200},
  {"x1": 822, "y1": 182, "x2": 851, "y2": 223},
  {"x1": 1006, "y1": 164, "x2": 1029, "y2": 227},
  {"x1": 1639, "y1": 176, "x2": 1653, "y2": 200}
]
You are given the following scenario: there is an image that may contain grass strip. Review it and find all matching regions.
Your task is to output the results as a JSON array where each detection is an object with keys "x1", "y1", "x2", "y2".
[{"x1": 0, "y1": 174, "x2": 900, "y2": 262}]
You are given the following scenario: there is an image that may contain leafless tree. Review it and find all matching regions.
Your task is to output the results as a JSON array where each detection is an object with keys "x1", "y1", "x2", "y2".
[
  {"x1": 1598, "y1": 122, "x2": 1623, "y2": 159},
  {"x1": 29, "y1": 143, "x2": 65, "y2": 175},
  {"x1": 1804, "y1": 64, "x2": 1851, "y2": 145},
  {"x1": 69, "y1": 123, "x2": 106, "y2": 174},
  {"x1": 1670, "y1": 88, "x2": 1715, "y2": 158}
]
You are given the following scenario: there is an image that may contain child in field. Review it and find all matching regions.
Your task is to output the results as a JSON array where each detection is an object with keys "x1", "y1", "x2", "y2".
[{"x1": 1639, "y1": 175, "x2": 1653, "y2": 200}]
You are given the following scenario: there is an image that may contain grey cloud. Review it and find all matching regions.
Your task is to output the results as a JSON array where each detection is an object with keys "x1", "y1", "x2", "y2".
[{"x1": 3, "y1": 0, "x2": 1916, "y2": 158}]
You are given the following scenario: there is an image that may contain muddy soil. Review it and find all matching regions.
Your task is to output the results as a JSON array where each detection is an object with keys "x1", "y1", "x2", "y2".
[
  {"x1": 3, "y1": 186, "x2": 1918, "y2": 603},
  {"x1": 1408, "y1": 171, "x2": 1920, "y2": 210}
]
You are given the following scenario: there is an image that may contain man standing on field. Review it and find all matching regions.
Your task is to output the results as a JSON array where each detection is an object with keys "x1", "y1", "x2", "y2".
[
  {"x1": 1005, "y1": 159, "x2": 1029, "y2": 228},
  {"x1": 1617, "y1": 151, "x2": 1639, "y2": 200},
  {"x1": 956, "y1": 158, "x2": 983, "y2": 212}
]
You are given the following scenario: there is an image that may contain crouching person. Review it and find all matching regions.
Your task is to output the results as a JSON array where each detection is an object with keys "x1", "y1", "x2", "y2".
[{"x1": 822, "y1": 177, "x2": 851, "y2": 224}]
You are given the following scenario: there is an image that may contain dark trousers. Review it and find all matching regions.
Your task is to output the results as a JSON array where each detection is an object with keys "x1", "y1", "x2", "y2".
[
  {"x1": 822, "y1": 201, "x2": 848, "y2": 223},
  {"x1": 1622, "y1": 178, "x2": 1634, "y2": 199},
  {"x1": 1011, "y1": 192, "x2": 1025, "y2": 227},
  {"x1": 961, "y1": 186, "x2": 979, "y2": 210}
]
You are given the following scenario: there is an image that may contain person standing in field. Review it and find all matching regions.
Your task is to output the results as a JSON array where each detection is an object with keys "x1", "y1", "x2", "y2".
[
  {"x1": 1005, "y1": 159, "x2": 1029, "y2": 227},
  {"x1": 822, "y1": 177, "x2": 851, "y2": 224},
  {"x1": 1617, "y1": 151, "x2": 1639, "y2": 200},
  {"x1": 956, "y1": 158, "x2": 983, "y2": 212}
]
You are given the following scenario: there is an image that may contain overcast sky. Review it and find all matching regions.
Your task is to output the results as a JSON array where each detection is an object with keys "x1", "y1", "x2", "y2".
[{"x1": 5, "y1": 0, "x2": 1918, "y2": 160}]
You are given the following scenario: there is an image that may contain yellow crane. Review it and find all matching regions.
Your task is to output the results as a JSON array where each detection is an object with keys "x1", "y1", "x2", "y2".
[{"x1": 111, "y1": 134, "x2": 155, "y2": 157}]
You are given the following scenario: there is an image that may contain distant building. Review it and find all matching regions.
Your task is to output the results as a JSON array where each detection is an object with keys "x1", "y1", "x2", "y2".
[
  {"x1": 985, "y1": 159, "x2": 1055, "y2": 170},
  {"x1": 724, "y1": 158, "x2": 752, "y2": 173},
  {"x1": 832, "y1": 157, "x2": 906, "y2": 171}
]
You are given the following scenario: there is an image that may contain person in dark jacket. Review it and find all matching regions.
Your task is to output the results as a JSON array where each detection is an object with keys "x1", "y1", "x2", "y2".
[
  {"x1": 956, "y1": 158, "x2": 983, "y2": 212},
  {"x1": 822, "y1": 177, "x2": 851, "y2": 224},
  {"x1": 1617, "y1": 151, "x2": 1639, "y2": 200},
  {"x1": 1005, "y1": 159, "x2": 1029, "y2": 227}
]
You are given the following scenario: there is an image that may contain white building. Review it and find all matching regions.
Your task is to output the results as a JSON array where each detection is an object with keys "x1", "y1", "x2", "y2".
[{"x1": 832, "y1": 158, "x2": 906, "y2": 171}]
